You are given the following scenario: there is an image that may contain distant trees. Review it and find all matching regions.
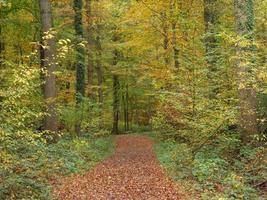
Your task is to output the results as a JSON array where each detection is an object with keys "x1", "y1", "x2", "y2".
[
  {"x1": 39, "y1": 0, "x2": 58, "y2": 133},
  {"x1": 234, "y1": 0, "x2": 258, "y2": 143}
]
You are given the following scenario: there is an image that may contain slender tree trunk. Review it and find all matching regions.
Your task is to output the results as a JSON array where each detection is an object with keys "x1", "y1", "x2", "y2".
[
  {"x1": 0, "y1": 26, "x2": 4, "y2": 67},
  {"x1": 234, "y1": 0, "x2": 258, "y2": 143},
  {"x1": 125, "y1": 83, "x2": 129, "y2": 131},
  {"x1": 112, "y1": 75, "x2": 120, "y2": 134},
  {"x1": 86, "y1": 0, "x2": 94, "y2": 98},
  {"x1": 171, "y1": 22, "x2": 179, "y2": 69},
  {"x1": 95, "y1": 28, "x2": 103, "y2": 105},
  {"x1": 162, "y1": 20, "x2": 170, "y2": 65},
  {"x1": 0, "y1": 26, "x2": 4, "y2": 106},
  {"x1": 122, "y1": 88, "x2": 126, "y2": 131},
  {"x1": 112, "y1": 49, "x2": 120, "y2": 134},
  {"x1": 74, "y1": 0, "x2": 86, "y2": 134},
  {"x1": 170, "y1": 0, "x2": 179, "y2": 69},
  {"x1": 39, "y1": 0, "x2": 58, "y2": 134},
  {"x1": 122, "y1": 83, "x2": 129, "y2": 132},
  {"x1": 95, "y1": 29, "x2": 104, "y2": 128}
]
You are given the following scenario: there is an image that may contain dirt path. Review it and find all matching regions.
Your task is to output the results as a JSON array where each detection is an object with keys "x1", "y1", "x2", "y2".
[{"x1": 53, "y1": 135, "x2": 183, "y2": 200}]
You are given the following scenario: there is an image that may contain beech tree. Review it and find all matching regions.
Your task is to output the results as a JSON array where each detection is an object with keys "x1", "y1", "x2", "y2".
[{"x1": 39, "y1": 0, "x2": 58, "y2": 133}]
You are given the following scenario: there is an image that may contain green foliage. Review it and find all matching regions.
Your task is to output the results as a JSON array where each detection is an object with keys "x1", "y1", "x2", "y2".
[
  {"x1": 223, "y1": 173, "x2": 258, "y2": 200},
  {"x1": 1, "y1": 0, "x2": 266, "y2": 199},
  {"x1": 193, "y1": 152, "x2": 228, "y2": 184},
  {"x1": 0, "y1": 134, "x2": 114, "y2": 200},
  {"x1": 59, "y1": 98, "x2": 108, "y2": 136},
  {"x1": 153, "y1": 112, "x2": 177, "y2": 140},
  {"x1": 0, "y1": 62, "x2": 43, "y2": 130},
  {"x1": 154, "y1": 140, "x2": 192, "y2": 179},
  {"x1": 154, "y1": 129, "x2": 266, "y2": 199},
  {"x1": 0, "y1": 60, "x2": 114, "y2": 199}
]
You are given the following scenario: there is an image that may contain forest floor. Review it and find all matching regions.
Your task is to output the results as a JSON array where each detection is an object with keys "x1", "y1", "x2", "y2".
[{"x1": 52, "y1": 135, "x2": 187, "y2": 200}]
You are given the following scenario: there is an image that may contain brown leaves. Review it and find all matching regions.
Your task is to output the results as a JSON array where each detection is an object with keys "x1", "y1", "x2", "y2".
[{"x1": 52, "y1": 135, "x2": 182, "y2": 200}]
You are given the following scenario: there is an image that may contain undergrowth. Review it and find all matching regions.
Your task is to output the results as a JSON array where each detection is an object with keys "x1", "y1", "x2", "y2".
[
  {"x1": 0, "y1": 135, "x2": 114, "y2": 200},
  {"x1": 153, "y1": 134, "x2": 266, "y2": 200}
]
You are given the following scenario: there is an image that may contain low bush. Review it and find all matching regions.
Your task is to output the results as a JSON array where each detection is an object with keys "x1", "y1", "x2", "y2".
[
  {"x1": 153, "y1": 130, "x2": 266, "y2": 199},
  {"x1": 0, "y1": 135, "x2": 114, "y2": 200}
]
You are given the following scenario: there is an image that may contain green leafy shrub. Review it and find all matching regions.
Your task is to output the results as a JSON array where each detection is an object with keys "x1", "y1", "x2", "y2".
[
  {"x1": 223, "y1": 173, "x2": 258, "y2": 200},
  {"x1": 0, "y1": 134, "x2": 114, "y2": 200},
  {"x1": 154, "y1": 140, "x2": 192, "y2": 179},
  {"x1": 153, "y1": 130, "x2": 266, "y2": 199},
  {"x1": 0, "y1": 62, "x2": 114, "y2": 199},
  {"x1": 59, "y1": 100, "x2": 107, "y2": 136}
]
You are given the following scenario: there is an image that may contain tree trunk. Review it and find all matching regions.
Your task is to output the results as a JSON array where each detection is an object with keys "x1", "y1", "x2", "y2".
[
  {"x1": 125, "y1": 83, "x2": 129, "y2": 131},
  {"x1": 95, "y1": 30, "x2": 104, "y2": 128},
  {"x1": 112, "y1": 49, "x2": 120, "y2": 134},
  {"x1": 74, "y1": 0, "x2": 86, "y2": 134},
  {"x1": 0, "y1": 26, "x2": 4, "y2": 106},
  {"x1": 85, "y1": 0, "x2": 94, "y2": 98},
  {"x1": 234, "y1": 0, "x2": 258, "y2": 143},
  {"x1": 0, "y1": 26, "x2": 4, "y2": 67},
  {"x1": 171, "y1": 22, "x2": 179, "y2": 69},
  {"x1": 122, "y1": 88, "x2": 126, "y2": 131},
  {"x1": 112, "y1": 75, "x2": 120, "y2": 134},
  {"x1": 170, "y1": 0, "x2": 179, "y2": 69},
  {"x1": 39, "y1": 0, "x2": 58, "y2": 134},
  {"x1": 162, "y1": 20, "x2": 170, "y2": 65},
  {"x1": 74, "y1": 0, "x2": 86, "y2": 103},
  {"x1": 122, "y1": 83, "x2": 129, "y2": 132}
]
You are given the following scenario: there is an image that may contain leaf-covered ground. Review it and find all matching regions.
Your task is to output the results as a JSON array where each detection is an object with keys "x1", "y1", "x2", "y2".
[{"x1": 52, "y1": 135, "x2": 184, "y2": 199}]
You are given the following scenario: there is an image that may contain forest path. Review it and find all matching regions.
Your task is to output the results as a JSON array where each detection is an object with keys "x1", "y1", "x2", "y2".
[{"x1": 52, "y1": 135, "x2": 183, "y2": 200}]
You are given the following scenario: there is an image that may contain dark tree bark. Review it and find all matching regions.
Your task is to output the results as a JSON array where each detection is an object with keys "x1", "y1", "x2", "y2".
[
  {"x1": 85, "y1": 0, "x2": 94, "y2": 98},
  {"x1": 122, "y1": 83, "x2": 129, "y2": 132},
  {"x1": 112, "y1": 75, "x2": 120, "y2": 134},
  {"x1": 0, "y1": 26, "x2": 4, "y2": 67},
  {"x1": 74, "y1": 0, "x2": 86, "y2": 134},
  {"x1": 112, "y1": 49, "x2": 120, "y2": 134},
  {"x1": 95, "y1": 28, "x2": 104, "y2": 128},
  {"x1": 0, "y1": 26, "x2": 4, "y2": 106},
  {"x1": 74, "y1": 0, "x2": 86, "y2": 104},
  {"x1": 125, "y1": 83, "x2": 129, "y2": 131},
  {"x1": 39, "y1": 0, "x2": 58, "y2": 133},
  {"x1": 170, "y1": 0, "x2": 179, "y2": 69},
  {"x1": 234, "y1": 0, "x2": 258, "y2": 143},
  {"x1": 95, "y1": 28, "x2": 103, "y2": 106}
]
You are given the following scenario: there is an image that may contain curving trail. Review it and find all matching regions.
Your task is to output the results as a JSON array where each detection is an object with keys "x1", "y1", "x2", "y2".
[{"x1": 53, "y1": 135, "x2": 182, "y2": 200}]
